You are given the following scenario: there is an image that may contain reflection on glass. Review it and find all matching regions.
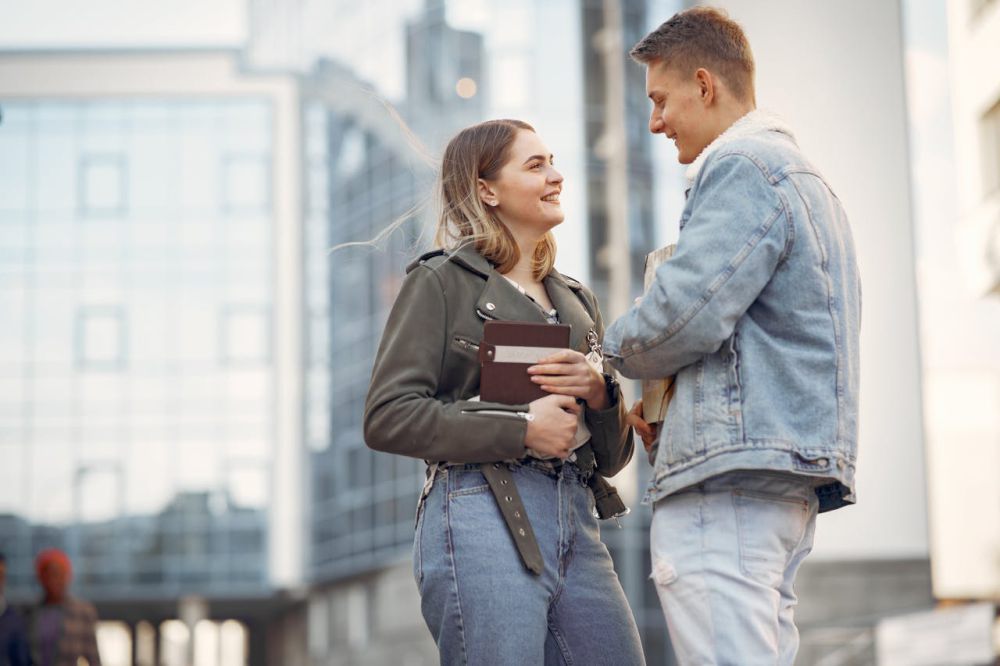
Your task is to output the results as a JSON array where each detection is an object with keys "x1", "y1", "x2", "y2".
[{"x1": 0, "y1": 98, "x2": 276, "y2": 598}]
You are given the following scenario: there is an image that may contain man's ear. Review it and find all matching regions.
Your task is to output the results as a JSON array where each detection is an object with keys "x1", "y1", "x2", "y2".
[
  {"x1": 695, "y1": 68, "x2": 716, "y2": 106},
  {"x1": 478, "y1": 178, "x2": 499, "y2": 207}
]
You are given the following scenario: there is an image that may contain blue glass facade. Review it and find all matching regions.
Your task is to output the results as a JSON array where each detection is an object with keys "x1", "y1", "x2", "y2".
[
  {"x1": 0, "y1": 98, "x2": 276, "y2": 601},
  {"x1": 303, "y1": 8, "x2": 484, "y2": 581}
]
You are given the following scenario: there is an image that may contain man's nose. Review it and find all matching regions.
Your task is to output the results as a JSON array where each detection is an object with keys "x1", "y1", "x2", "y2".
[{"x1": 649, "y1": 111, "x2": 664, "y2": 134}]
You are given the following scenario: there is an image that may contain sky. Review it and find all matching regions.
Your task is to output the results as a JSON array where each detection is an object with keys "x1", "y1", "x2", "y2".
[{"x1": 0, "y1": 0, "x2": 246, "y2": 49}]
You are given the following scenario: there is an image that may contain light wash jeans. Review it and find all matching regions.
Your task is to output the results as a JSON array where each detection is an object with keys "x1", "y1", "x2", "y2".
[
  {"x1": 650, "y1": 471, "x2": 819, "y2": 666},
  {"x1": 414, "y1": 460, "x2": 646, "y2": 666}
]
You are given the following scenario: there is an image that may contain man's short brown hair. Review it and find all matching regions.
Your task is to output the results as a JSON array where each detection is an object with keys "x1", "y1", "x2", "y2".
[{"x1": 630, "y1": 6, "x2": 755, "y2": 103}]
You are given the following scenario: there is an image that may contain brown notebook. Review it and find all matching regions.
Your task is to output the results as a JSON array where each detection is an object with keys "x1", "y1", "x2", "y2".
[{"x1": 478, "y1": 321, "x2": 571, "y2": 404}]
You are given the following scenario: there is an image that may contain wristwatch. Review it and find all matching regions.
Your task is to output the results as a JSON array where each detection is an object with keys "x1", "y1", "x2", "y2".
[{"x1": 602, "y1": 373, "x2": 619, "y2": 406}]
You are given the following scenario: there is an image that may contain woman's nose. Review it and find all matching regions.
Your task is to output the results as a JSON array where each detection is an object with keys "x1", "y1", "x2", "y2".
[{"x1": 548, "y1": 167, "x2": 564, "y2": 183}]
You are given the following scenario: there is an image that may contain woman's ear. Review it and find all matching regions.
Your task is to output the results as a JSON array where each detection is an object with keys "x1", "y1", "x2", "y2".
[{"x1": 477, "y1": 178, "x2": 499, "y2": 207}]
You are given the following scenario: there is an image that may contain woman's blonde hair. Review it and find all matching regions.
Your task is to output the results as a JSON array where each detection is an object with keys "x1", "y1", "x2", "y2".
[{"x1": 436, "y1": 119, "x2": 557, "y2": 280}]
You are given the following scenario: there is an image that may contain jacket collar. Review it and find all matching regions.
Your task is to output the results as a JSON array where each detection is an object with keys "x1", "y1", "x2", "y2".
[
  {"x1": 447, "y1": 241, "x2": 493, "y2": 278},
  {"x1": 685, "y1": 109, "x2": 795, "y2": 185},
  {"x1": 447, "y1": 242, "x2": 594, "y2": 352}
]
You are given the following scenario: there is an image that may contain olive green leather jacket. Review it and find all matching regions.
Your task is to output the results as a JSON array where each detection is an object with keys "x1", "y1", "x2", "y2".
[{"x1": 363, "y1": 243, "x2": 634, "y2": 475}]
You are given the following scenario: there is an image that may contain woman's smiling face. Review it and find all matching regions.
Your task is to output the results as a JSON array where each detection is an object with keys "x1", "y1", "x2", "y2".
[{"x1": 482, "y1": 129, "x2": 565, "y2": 234}]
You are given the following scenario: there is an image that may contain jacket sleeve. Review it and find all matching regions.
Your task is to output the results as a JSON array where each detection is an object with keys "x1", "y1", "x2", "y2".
[
  {"x1": 603, "y1": 152, "x2": 788, "y2": 379},
  {"x1": 581, "y1": 288, "x2": 635, "y2": 477},
  {"x1": 364, "y1": 264, "x2": 531, "y2": 462}
]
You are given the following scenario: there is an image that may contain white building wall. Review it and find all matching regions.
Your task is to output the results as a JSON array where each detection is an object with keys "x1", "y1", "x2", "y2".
[{"x1": 934, "y1": 0, "x2": 1000, "y2": 599}]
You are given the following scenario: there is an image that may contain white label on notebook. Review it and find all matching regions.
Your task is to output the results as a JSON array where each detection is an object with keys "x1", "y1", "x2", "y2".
[{"x1": 492, "y1": 345, "x2": 565, "y2": 364}]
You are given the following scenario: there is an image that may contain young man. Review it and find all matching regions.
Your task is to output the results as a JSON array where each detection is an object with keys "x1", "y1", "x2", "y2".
[{"x1": 602, "y1": 7, "x2": 861, "y2": 665}]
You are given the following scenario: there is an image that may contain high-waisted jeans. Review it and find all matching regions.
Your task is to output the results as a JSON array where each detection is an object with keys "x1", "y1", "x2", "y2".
[{"x1": 414, "y1": 460, "x2": 645, "y2": 665}]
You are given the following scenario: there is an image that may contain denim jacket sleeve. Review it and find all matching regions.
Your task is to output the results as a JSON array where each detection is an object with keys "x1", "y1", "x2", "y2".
[
  {"x1": 579, "y1": 286, "x2": 635, "y2": 477},
  {"x1": 603, "y1": 152, "x2": 789, "y2": 378},
  {"x1": 364, "y1": 264, "x2": 530, "y2": 463}
]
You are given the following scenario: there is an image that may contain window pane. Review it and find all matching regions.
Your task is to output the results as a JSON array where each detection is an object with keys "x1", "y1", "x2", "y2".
[
  {"x1": 77, "y1": 306, "x2": 126, "y2": 368},
  {"x1": 80, "y1": 154, "x2": 127, "y2": 215}
]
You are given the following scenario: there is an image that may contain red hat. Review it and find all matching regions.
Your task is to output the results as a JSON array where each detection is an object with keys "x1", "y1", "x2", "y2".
[{"x1": 34, "y1": 548, "x2": 72, "y2": 581}]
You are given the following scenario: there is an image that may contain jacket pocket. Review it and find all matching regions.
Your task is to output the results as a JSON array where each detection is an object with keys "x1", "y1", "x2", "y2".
[
  {"x1": 452, "y1": 335, "x2": 480, "y2": 353},
  {"x1": 726, "y1": 332, "x2": 745, "y2": 437}
]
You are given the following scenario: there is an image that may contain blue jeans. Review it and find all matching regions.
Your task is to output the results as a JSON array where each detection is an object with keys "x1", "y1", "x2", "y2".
[
  {"x1": 414, "y1": 460, "x2": 646, "y2": 665},
  {"x1": 650, "y1": 471, "x2": 819, "y2": 666}
]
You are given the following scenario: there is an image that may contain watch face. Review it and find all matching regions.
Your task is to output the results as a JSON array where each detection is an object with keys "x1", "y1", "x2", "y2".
[{"x1": 603, "y1": 373, "x2": 618, "y2": 400}]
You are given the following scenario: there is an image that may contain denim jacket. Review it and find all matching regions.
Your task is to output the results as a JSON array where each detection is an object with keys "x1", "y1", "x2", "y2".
[{"x1": 603, "y1": 111, "x2": 861, "y2": 512}]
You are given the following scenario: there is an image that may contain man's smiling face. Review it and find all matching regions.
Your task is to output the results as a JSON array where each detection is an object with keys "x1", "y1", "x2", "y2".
[{"x1": 645, "y1": 61, "x2": 715, "y2": 164}]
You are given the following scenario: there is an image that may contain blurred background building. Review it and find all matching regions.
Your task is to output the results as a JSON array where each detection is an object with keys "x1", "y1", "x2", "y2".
[
  {"x1": 0, "y1": 49, "x2": 304, "y2": 664},
  {"x1": 1, "y1": 0, "x2": 998, "y2": 664}
]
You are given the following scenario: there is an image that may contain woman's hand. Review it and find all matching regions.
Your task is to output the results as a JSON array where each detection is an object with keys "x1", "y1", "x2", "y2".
[
  {"x1": 524, "y1": 394, "x2": 581, "y2": 459},
  {"x1": 626, "y1": 400, "x2": 659, "y2": 455},
  {"x1": 527, "y1": 350, "x2": 608, "y2": 410}
]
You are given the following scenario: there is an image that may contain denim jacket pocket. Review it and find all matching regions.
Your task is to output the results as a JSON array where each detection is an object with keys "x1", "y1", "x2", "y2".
[{"x1": 699, "y1": 348, "x2": 743, "y2": 452}]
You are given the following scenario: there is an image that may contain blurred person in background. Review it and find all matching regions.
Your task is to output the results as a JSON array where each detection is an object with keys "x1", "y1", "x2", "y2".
[
  {"x1": 0, "y1": 552, "x2": 30, "y2": 666},
  {"x1": 27, "y1": 549, "x2": 101, "y2": 666},
  {"x1": 365, "y1": 119, "x2": 645, "y2": 665},
  {"x1": 605, "y1": 7, "x2": 861, "y2": 666}
]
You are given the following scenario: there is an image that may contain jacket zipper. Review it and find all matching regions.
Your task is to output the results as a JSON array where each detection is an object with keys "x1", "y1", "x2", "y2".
[
  {"x1": 454, "y1": 337, "x2": 480, "y2": 352},
  {"x1": 461, "y1": 409, "x2": 534, "y2": 421}
]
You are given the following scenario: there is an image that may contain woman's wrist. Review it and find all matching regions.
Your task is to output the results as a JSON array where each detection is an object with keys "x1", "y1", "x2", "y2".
[{"x1": 585, "y1": 373, "x2": 611, "y2": 410}]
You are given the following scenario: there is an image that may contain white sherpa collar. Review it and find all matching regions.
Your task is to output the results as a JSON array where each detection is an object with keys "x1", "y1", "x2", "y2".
[{"x1": 685, "y1": 109, "x2": 795, "y2": 185}]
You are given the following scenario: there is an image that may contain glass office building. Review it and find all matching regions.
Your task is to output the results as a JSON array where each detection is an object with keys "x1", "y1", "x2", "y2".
[
  {"x1": 301, "y1": 8, "x2": 485, "y2": 583},
  {"x1": 0, "y1": 97, "x2": 274, "y2": 597},
  {"x1": 0, "y1": 52, "x2": 303, "y2": 662}
]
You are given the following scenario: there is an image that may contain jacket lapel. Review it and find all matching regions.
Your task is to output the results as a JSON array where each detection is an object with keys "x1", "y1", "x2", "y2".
[
  {"x1": 475, "y1": 272, "x2": 550, "y2": 324},
  {"x1": 544, "y1": 272, "x2": 595, "y2": 354},
  {"x1": 448, "y1": 242, "x2": 596, "y2": 350}
]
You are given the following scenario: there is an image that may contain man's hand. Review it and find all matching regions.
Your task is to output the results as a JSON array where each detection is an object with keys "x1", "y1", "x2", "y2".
[
  {"x1": 528, "y1": 349, "x2": 608, "y2": 410},
  {"x1": 626, "y1": 399, "x2": 659, "y2": 455}
]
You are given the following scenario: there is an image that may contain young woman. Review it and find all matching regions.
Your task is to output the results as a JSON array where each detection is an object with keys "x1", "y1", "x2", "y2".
[{"x1": 364, "y1": 119, "x2": 645, "y2": 665}]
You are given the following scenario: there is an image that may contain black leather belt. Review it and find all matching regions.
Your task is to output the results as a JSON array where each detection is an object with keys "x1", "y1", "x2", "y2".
[
  {"x1": 441, "y1": 445, "x2": 629, "y2": 576},
  {"x1": 480, "y1": 462, "x2": 545, "y2": 575}
]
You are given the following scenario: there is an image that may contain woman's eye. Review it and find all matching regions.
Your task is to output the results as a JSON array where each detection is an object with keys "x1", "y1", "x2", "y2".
[{"x1": 529, "y1": 163, "x2": 541, "y2": 170}]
